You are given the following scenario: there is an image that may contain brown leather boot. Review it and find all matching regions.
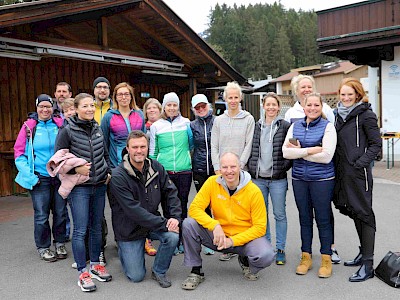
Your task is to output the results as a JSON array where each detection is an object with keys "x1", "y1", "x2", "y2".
[
  {"x1": 296, "y1": 252, "x2": 312, "y2": 275},
  {"x1": 318, "y1": 254, "x2": 332, "y2": 278}
]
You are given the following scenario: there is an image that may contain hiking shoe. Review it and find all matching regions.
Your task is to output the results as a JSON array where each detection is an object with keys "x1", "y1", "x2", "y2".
[
  {"x1": 219, "y1": 252, "x2": 238, "y2": 261},
  {"x1": 331, "y1": 248, "x2": 341, "y2": 264},
  {"x1": 145, "y1": 239, "x2": 157, "y2": 256},
  {"x1": 56, "y1": 245, "x2": 68, "y2": 259},
  {"x1": 40, "y1": 249, "x2": 57, "y2": 262},
  {"x1": 202, "y1": 246, "x2": 215, "y2": 255},
  {"x1": 276, "y1": 249, "x2": 286, "y2": 265},
  {"x1": 238, "y1": 255, "x2": 259, "y2": 281},
  {"x1": 99, "y1": 251, "x2": 107, "y2": 266},
  {"x1": 90, "y1": 264, "x2": 112, "y2": 282},
  {"x1": 296, "y1": 252, "x2": 312, "y2": 275},
  {"x1": 78, "y1": 271, "x2": 96, "y2": 292},
  {"x1": 151, "y1": 271, "x2": 172, "y2": 288}
]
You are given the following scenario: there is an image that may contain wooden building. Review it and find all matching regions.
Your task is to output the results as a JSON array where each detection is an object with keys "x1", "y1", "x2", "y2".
[
  {"x1": 0, "y1": 0, "x2": 246, "y2": 196},
  {"x1": 317, "y1": 0, "x2": 400, "y2": 159}
]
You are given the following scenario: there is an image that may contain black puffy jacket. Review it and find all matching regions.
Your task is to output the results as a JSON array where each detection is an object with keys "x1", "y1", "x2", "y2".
[
  {"x1": 190, "y1": 112, "x2": 215, "y2": 175},
  {"x1": 55, "y1": 115, "x2": 110, "y2": 185}
]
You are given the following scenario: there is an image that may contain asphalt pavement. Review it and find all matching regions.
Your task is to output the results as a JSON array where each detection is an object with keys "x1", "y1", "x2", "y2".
[{"x1": 0, "y1": 161, "x2": 399, "y2": 299}]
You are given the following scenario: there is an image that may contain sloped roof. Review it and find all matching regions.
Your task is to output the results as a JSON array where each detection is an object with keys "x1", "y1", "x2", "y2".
[
  {"x1": 0, "y1": 0, "x2": 246, "y2": 86},
  {"x1": 272, "y1": 61, "x2": 363, "y2": 82}
]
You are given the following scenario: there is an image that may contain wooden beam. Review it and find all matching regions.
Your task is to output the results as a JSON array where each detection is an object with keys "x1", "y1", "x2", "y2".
[{"x1": 97, "y1": 16, "x2": 108, "y2": 49}]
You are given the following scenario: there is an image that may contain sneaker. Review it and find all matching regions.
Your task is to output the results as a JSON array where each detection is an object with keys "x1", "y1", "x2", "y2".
[
  {"x1": 78, "y1": 271, "x2": 96, "y2": 292},
  {"x1": 56, "y1": 245, "x2": 68, "y2": 259},
  {"x1": 331, "y1": 248, "x2": 341, "y2": 264},
  {"x1": 90, "y1": 264, "x2": 112, "y2": 282},
  {"x1": 238, "y1": 255, "x2": 259, "y2": 281},
  {"x1": 39, "y1": 249, "x2": 57, "y2": 262},
  {"x1": 99, "y1": 251, "x2": 107, "y2": 266},
  {"x1": 219, "y1": 252, "x2": 238, "y2": 261},
  {"x1": 276, "y1": 249, "x2": 286, "y2": 265},
  {"x1": 202, "y1": 246, "x2": 215, "y2": 255},
  {"x1": 145, "y1": 239, "x2": 157, "y2": 256},
  {"x1": 151, "y1": 271, "x2": 172, "y2": 288}
]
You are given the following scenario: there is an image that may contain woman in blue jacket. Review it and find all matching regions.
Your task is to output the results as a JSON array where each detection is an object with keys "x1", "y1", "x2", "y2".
[
  {"x1": 283, "y1": 93, "x2": 337, "y2": 278},
  {"x1": 14, "y1": 94, "x2": 66, "y2": 263}
]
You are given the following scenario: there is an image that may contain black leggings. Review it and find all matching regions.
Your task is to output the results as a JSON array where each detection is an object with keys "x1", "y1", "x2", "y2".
[{"x1": 354, "y1": 217, "x2": 375, "y2": 261}]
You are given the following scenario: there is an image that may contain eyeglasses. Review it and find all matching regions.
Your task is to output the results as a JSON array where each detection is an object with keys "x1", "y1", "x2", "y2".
[
  {"x1": 194, "y1": 103, "x2": 207, "y2": 110},
  {"x1": 95, "y1": 85, "x2": 109, "y2": 90},
  {"x1": 116, "y1": 93, "x2": 131, "y2": 98},
  {"x1": 38, "y1": 105, "x2": 53, "y2": 109}
]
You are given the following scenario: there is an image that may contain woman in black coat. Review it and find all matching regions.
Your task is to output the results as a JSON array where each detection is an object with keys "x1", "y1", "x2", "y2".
[{"x1": 333, "y1": 78, "x2": 382, "y2": 282}]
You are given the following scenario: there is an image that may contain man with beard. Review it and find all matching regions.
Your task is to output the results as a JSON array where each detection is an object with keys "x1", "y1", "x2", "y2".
[
  {"x1": 54, "y1": 82, "x2": 72, "y2": 115},
  {"x1": 93, "y1": 76, "x2": 112, "y2": 125},
  {"x1": 109, "y1": 130, "x2": 181, "y2": 288}
]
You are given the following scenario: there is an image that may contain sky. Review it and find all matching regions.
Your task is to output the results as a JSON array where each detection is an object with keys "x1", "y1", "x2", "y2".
[{"x1": 163, "y1": 0, "x2": 364, "y2": 33}]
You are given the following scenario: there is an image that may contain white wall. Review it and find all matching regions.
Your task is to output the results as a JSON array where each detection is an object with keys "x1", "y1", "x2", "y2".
[{"x1": 381, "y1": 46, "x2": 400, "y2": 160}]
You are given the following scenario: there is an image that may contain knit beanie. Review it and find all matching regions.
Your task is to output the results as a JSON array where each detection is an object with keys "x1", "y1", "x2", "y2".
[
  {"x1": 162, "y1": 92, "x2": 180, "y2": 108},
  {"x1": 36, "y1": 94, "x2": 54, "y2": 106},
  {"x1": 93, "y1": 76, "x2": 110, "y2": 89}
]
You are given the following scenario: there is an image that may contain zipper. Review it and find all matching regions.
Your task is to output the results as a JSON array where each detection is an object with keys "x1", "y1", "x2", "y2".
[
  {"x1": 89, "y1": 132, "x2": 95, "y2": 180},
  {"x1": 203, "y1": 119, "x2": 210, "y2": 175},
  {"x1": 171, "y1": 122, "x2": 176, "y2": 171}
]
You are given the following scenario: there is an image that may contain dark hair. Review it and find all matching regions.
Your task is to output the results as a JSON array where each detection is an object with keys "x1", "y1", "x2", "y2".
[
  {"x1": 126, "y1": 130, "x2": 148, "y2": 146},
  {"x1": 56, "y1": 82, "x2": 72, "y2": 93},
  {"x1": 74, "y1": 93, "x2": 94, "y2": 108},
  {"x1": 262, "y1": 92, "x2": 281, "y2": 106}
]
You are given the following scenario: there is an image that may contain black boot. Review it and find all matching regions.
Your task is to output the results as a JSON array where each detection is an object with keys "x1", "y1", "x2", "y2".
[
  {"x1": 348, "y1": 260, "x2": 374, "y2": 282},
  {"x1": 344, "y1": 246, "x2": 362, "y2": 267}
]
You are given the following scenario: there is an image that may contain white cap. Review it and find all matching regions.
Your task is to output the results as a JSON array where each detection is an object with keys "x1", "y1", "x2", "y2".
[
  {"x1": 162, "y1": 92, "x2": 180, "y2": 108},
  {"x1": 191, "y1": 94, "x2": 209, "y2": 108}
]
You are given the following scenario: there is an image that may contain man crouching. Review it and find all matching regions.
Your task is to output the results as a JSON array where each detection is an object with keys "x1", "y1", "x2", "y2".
[
  {"x1": 181, "y1": 152, "x2": 275, "y2": 290},
  {"x1": 109, "y1": 130, "x2": 181, "y2": 288}
]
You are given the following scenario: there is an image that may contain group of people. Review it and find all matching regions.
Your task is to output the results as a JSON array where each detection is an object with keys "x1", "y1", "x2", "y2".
[{"x1": 13, "y1": 74, "x2": 381, "y2": 292}]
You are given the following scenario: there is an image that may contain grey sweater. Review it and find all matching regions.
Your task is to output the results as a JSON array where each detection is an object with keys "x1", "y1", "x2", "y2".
[{"x1": 211, "y1": 110, "x2": 255, "y2": 170}]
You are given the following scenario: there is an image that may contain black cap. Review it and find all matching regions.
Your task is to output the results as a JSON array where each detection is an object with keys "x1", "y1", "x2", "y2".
[
  {"x1": 93, "y1": 76, "x2": 110, "y2": 90},
  {"x1": 35, "y1": 94, "x2": 54, "y2": 106}
]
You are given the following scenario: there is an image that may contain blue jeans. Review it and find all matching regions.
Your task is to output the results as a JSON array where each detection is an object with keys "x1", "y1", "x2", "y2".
[
  {"x1": 29, "y1": 175, "x2": 66, "y2": 250},
  {"x1": 292, "y1": 179, "x2": 334, "y2": 255},
  {"x1": 253, "y1": 178, "x2": 288, "y2": 250},
  {"x1": 117, "y1": 231, "x2": 179, "y2": 282},
  {"x1": 68, "y1": 184, "x2": 107, "y2": 272}
]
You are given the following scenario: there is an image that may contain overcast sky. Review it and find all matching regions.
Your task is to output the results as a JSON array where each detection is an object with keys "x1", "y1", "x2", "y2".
[{"x1": 164, "y1": 0, "x2": 364, "y2": 33}]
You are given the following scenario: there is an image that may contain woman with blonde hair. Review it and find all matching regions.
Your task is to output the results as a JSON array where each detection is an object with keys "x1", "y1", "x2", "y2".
[
  {"x1": 143, "y1": 98, "x2": 162, "y2": 131},
  {"x1": 333, "y1": 78, "x2": 381, "y2": 282},
  {"x1": 283, "y1": 93, "x2": 337, "y2": 278}
]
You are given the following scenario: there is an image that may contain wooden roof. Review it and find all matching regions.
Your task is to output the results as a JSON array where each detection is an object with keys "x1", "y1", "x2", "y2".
[{"x1": 0, "y1": 0, "x2": 246, "y2": 87}]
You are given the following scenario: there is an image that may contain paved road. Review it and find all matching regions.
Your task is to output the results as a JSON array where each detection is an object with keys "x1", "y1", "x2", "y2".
[{"x1": 0, "y1": 178, "x2": 399, "y2": 299}]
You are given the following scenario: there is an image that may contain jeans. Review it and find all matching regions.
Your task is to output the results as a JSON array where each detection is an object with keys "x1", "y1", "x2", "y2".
[
  {"x1": 182, "y1": 218, "x2": 275, "y2": 274},
  {"x1": 168, "y1": 172, "x2": 192, "y2": 220},
  {"x1": 252, "y1": 178, "x2": 288, "y2": 250},
  {"x1": 29, "y1": 175, "x2": 66, "y2": 250},
  {"x1": 117, "y1": 231, "x2": 179, "y2": 282},
  {"x1": 292, "y1": 179, "x2": 334, "y2": 255},
  {"x1": 68, "y1": 184, "x2": 107, "y2": 272}
]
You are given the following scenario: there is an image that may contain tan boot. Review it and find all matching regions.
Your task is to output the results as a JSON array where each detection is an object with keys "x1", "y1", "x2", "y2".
[
  {"x1": 296, "y1": 252, "x2": 312, "y2": 275},
  {"x1": 318, "y1": 254, "x2": 332, "y2": 278}
]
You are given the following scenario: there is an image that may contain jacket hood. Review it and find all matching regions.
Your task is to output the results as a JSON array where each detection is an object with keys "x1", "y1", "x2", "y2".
[
  {"x1": 257, "y1": 115, "x2": 283, "y2": 127},
  {"x1": 223, "y1": 109, "x2": 251, "y2": 119},
  {"x1": 346, "y1": 102, "x2": 372, "y2": 119},
  {"x1": 216, "y1": 170, "x2": 252, "y2": 195}
]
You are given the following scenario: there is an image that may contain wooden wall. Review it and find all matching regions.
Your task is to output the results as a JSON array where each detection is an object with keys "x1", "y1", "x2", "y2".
[
  {"x1": 318, "y1": 0, "x2": 400, "y2": 38},
  {"x1": 0, "y1": 56, "x2": 192, "y2": 196}
]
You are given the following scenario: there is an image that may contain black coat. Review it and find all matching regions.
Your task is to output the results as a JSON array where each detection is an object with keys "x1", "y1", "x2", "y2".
[
  {"x1": 247, "y1": 118, "x2": 291, "y2": 179},
  {"x1": 190, "y1": 112, "x2": 215, "y2": 175},
  {"x1": 109, "y1": 156, "x2": 182, "y2": 241},
  {"x1": 333, "y1": 103, "x2": 381, "y2": 228}
]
